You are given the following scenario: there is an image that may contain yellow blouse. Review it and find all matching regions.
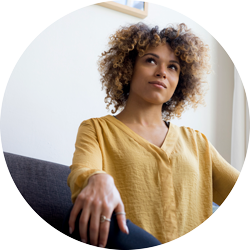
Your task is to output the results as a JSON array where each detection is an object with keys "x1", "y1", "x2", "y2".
[{"x1": 67, "y1": 115, "x2": 239, "y2": 243}]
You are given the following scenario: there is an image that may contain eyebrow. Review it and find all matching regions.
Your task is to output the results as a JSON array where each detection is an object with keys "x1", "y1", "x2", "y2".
[
  {"x1": 169, "y1": 60, "x2": 180, "y2": 66},
  {"x1": 142, "y1": 53, "x2": 180, "y2": 66},
  {"x1": 142, "y1": 53, "x2": 160, "y2": 59}
]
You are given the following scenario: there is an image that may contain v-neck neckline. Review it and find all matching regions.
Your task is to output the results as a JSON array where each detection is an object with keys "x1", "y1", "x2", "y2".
[
  {"x1": 102, "y1": 115, "x2": 179, "y2": 157},
  {"x1": 104, "y1": 115, "x2": 171, "y2": 150}
]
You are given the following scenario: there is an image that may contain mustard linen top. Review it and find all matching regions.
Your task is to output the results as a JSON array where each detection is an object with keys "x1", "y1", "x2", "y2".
[{"x1": 67, "y1": 115, "x2": 239, "y2": 243}]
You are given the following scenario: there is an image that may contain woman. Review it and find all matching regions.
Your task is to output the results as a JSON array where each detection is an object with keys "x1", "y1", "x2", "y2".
[{"x1": 63, "y1": 23, "x2": 239, "y2": 248}]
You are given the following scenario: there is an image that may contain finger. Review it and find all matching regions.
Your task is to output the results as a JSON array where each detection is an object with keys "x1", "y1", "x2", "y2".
[
  {"x1": 78, "y1": 205, "x2": 91, "y2": 244},
  {"x1": 68, "y1": 201, "x2": 83, "y2": 234},
  {"x1": 98, "y1": 205, "x2": 112, "y2": 248},
  {"x1": 114, "y1": 203, "x2": 129, "y2": 234},
  {"x1": 89, "y1": 202, "x2": 102, "y2": 246}
]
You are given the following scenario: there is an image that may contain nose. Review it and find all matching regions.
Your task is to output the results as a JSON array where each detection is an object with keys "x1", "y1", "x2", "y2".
[{"x1": 155, "y1": 65, "x2": 167, "y2": 79}]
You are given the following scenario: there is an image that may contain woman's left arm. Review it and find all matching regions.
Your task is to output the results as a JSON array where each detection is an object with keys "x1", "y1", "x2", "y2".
[{"x1": 210, "y1": 142, "x2": 240, "y2": 206}]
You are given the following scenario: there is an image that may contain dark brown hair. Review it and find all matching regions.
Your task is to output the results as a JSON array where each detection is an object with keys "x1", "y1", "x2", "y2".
[{"x1": 98, "y1": 22, "x2": 211, "y2": 120}]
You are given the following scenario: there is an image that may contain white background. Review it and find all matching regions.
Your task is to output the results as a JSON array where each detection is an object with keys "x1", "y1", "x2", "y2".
[
  {"x1": 0, "y1": 0, "x2": 236, "y2": 166},
  {"x1": 0, "y1": 0, "x2": 249, "y2": 250}
]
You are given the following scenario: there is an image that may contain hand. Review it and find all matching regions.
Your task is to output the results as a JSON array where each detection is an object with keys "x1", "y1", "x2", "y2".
[{"x1": 68, "y1": 173, "x2": 129, "y2": 247}]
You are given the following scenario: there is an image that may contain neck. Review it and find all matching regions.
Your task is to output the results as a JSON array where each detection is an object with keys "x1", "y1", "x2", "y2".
[{"x1": 115, "y1": 94, "x2": 164, "y2": 127}]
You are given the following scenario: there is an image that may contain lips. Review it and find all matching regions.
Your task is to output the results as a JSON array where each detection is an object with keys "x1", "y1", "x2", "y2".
[{"x1": 149, "y1": 81, "x2": 167, "y2": 88}]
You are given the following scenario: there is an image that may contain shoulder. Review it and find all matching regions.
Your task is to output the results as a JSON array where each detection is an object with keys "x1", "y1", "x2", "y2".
[
  {"x1": 75, "y1": 116, "x2": 111, "y2": 140},
  {"x1": 171, "y1": 123, "x2": 206, "y2": 137},
  {"x1": 77, "y1": 115, "x2": 113, "y2": 133},
  {"x1": 79, "y1": 115, "x2": 110, "y2": 126},
  {"x1": 170, "y1": 122, "x2": 209, "y2": 145}
]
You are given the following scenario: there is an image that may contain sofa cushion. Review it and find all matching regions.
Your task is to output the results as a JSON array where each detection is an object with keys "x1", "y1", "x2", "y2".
[{"x1": 4, "y1": 152, "x2": 72, "y2": 232}]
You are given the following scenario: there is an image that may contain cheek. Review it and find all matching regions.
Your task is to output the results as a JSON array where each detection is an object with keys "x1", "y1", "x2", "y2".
[
  {"x1": 130, "y1": 69, "x2": 147, "y2": 89},
  {"x1": 130, "y1": 73, "x2": 139, "y2": 87},
  {"x1": 170, "y1": 74, "x2": 179, "y2": 88}
]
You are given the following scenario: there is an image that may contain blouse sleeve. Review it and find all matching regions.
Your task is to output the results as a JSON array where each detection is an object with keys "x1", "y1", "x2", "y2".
[
  {"x1": 209, "y1": 141, "x2": 240, "y2": 206},
  {"x1": 67, "y1": 119, "x2": 106, "y2": 203}
]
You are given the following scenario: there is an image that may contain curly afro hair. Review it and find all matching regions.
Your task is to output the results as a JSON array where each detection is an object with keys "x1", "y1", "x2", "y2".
[{"x1": 98, "y1": 22, "x2": 211, "y2": 120}]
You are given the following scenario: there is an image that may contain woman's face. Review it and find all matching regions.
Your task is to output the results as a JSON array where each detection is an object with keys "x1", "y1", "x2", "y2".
[{"x1": 129, "y1": 43, "x2": 180, "y2": 105}]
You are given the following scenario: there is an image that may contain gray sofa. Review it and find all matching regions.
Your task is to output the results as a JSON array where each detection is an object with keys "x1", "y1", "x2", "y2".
[
  {"x1": 4, "y1": 152, "x2": 72, "y2": 233},
  {"x1": 3, "y1": 151, "x2": 219, "y2": 235}
]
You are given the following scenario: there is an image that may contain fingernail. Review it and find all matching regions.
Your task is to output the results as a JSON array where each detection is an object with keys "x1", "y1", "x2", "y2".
[
  {"x1": 99, "y1": 244, "x2": 104, "y2": 248},
  {"x1": 81, "y1": 239, "x2": 86, "y2": 243},
  {"x1": 126, "y1": 225, "x2": 129, "y2": 234},
  {"x1": 69, "y1": 227, "x2": 73, "y2": 234}
]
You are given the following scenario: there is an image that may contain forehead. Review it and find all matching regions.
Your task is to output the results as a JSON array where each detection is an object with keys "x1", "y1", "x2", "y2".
[{"x1": 143, "y1": 43, "x2": 179, "y2": 62}]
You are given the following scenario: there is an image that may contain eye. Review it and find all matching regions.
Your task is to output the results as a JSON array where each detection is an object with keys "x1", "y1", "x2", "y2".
[
  {"x1": 169, "y1": 64, "x2": 178, "y2": 71},
  {"x1": 146, "y1": 57, "x2": 156, "y2": 64}
]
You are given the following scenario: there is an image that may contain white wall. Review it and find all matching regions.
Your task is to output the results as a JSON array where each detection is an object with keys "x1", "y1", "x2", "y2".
[{"x1": 0, "y1": 2, "x2": 238, "y2": 166}]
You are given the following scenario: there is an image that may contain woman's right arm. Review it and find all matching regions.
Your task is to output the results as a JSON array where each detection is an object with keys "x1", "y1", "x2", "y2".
[{"x1": 67, "y1": 120, "x2": 128, "y2": 247}]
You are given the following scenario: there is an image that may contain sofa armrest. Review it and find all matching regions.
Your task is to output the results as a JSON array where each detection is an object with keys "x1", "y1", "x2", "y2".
[{"x1": 4, "y1": 152, "x2": 72, "y2": 232}]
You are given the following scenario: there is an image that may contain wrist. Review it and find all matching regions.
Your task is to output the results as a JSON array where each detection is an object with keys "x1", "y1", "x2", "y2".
[{"x1": 88, "y1": 173, "x2": 114, "y2": 185}]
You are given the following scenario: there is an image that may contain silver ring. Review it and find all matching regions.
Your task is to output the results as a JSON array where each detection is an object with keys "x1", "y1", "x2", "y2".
[
  {"x1": 115, "y1": 212, "x2": 126, "y2": 216},
  {"x1": 100, "y1": 215, "x2": 111, "y2": 223}
]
